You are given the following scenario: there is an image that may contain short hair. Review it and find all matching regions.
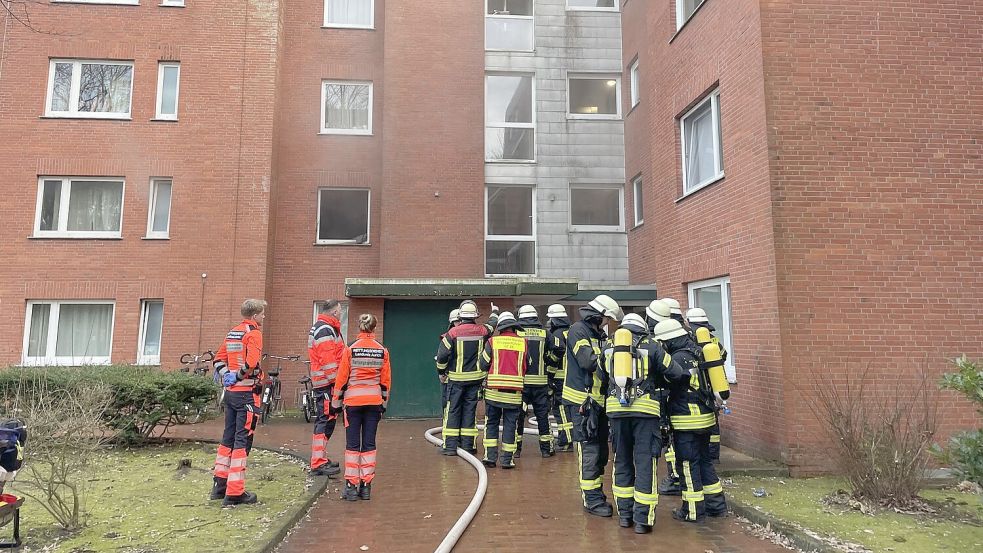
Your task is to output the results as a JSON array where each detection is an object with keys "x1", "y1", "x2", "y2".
[
  {"x1": 358, "y1": 313, "x2": 378, "y2": 333},
  {"x1": 241, "y1": 299, "x2": 267, "y2": 318},
  {"x1": 319, "y1": 299, "x2": 341, "y2": 314}
]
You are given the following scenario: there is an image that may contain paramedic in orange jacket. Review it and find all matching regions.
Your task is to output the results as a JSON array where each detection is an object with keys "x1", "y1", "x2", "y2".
[
  {"x1": 330, "y1": 314, "x2": 392, "y2": 501},
  {"x1": 210, "y1": 299, "x2": 266, "y2": 507},
  {"x1": 307, "y1": 300, "x2": 346, "y2": 477}
]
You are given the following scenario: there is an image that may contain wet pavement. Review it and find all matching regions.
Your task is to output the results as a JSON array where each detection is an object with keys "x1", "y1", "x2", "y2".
[{"x1": 170, "y1": 416, "x2": 791, "y2": 553}]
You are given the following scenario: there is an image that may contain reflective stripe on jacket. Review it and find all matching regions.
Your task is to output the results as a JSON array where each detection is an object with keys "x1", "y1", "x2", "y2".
[
  {"x1": 435, "y1": 322, "x2": 491, "y2": 382},
  {"x1": 479, "y1": 331, "x2": 528, "y2": 392},
  {"x1": 214, "y1": 319, "x2": 263, "y2": 392},
  {"x1": 332, "y1": 333, "x2": 392, "y2": 408},
  {"x1": 308, "y1": 315, "x2": 345, "y2": 389},
  {"x1": 518, "y1": 325, "x2": 549, "y2": 386}
]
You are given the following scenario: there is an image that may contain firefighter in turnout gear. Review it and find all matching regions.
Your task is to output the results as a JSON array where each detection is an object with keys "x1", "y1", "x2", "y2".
[
  {"x1": 436, "y1": 309, "x2": 462, "y2": 418},
  {"x1": 605, "y1": 314, "x2": 690, "y2": 533},
  {"x1": 686, "y1": 307, "x2": 729, "y2": 463},
  {"x1": 516, "y1": 305, "x2": 554, "y2": 458},
  {"x1": 546, "y1": 304, "x2": 574, "y2": 452},
  {"x1": 563, "y1": 294, "x2": 622, "y2": 517},
  {"x1": 648, "y1": 300, "x2": 683, "y2": 496},
  {"x1": 331, "y1": 314, "x2": 391, "y2": 501},
  {"x1": 307, "y1": 300, "x2": 346, "y2": 478},
  {"x1": 479, "y1": 312, "x2": 529, "y2": 469},
  {"x1": 661, "y1": 297, "x2": 686, "y2": 327},
  {"x1": 653, "y1": 319, "x2": 728, "y2": 522},
  {"x1": 210, "y1": 299, "x2": 267, "y2": 506},
  {"x1": 435, "y1": 300, "x2": 498, "y2": 455}
]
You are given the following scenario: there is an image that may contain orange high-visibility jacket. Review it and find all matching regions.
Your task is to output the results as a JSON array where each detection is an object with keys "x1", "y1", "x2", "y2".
[
  {"x1": 214, "y1": 319, "x2": 264, "y2": 392},
  {"x1": 308, "y1": 314, "x2": 345, "y2": 389},
  {"x1": 332, "y1": 332, "x2": 392, "y2": 408}
]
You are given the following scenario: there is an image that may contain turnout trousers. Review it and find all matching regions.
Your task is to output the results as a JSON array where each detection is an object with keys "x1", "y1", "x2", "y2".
[
  {"x1": 483, "y1": 400, "x2": 521, "y2": 467},
  {"x1": 610, "y1": 417, "x2": 662, "y2": 526},
  {"x1": 571, "y1": 406, "x2": 610, "y2": 509},
  {"x1": 442, "y1": 381, "x2": 480, "y2": 452},
  {"x1": 673, "y1": 430, "x2": 727, "y2": 520}
]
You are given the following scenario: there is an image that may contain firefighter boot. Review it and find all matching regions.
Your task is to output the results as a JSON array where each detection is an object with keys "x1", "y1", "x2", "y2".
[
  {"x1": 541, "y1": 438, "x2": 555, "y2": 458},
  {"x1": 222, "y1": 491, "x2": 258, "y2": 507},
  {"x1": 584, "y1": 502, "x2": 614, "y2": 518},
  {"x1": 312, "y1": 464, "x2": 341, "y2": 478},
  {"x1": 209, "y1": 477, "x2": 227, "y2": 500},
  {"x1": 358, "y1": 482, "x2": 372, "y2": 501},
  {"x1": 659, "y1": 475, "x2": 682, "y2": 496},
  {"x1": 634, "y1": 523, "x2": 653, "y2": 534},
  {"x1": 500, "y1": 453, "x2": 516, "y2": 470},
  {"x1": 618, "y1": 516, "x2": 632, "y2": 528},
  {"x1": 342, "y1": 481, "x2": 359, "y2": 501}
]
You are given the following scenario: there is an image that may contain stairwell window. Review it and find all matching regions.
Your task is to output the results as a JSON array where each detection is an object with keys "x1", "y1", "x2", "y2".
[
  {"x1": 568, "y1": 75, "x2": 621, "y2": 119},
  {"x1": 486, "y1": 74, "x2": 535, "y2": 162},
  {"x1": 138, "y1": 300, "x2": 164, "y2": 365},
  {"x1": 676, "y1": 0, "x2": 709, "y2": 30},
  {"x1": 486, "y1": 0, "x2": 534, "y2": 52},
  {"x1": 324, "y1": 0, "x2": 374, "y2": 29},
  {"x1": 486, "y1": 185, "x2": 535, "y2": 276},
  {"x1": 688, "y1": 276, "x2": 735, "y2": 382},
  {"x1": 629, "y1": 59, "x2": 640, "y2": 108},
  {"x1": 632, "y1": 175, "x2": 643, "y2": 227},
  {"x1": 35, "y1": 177, "x2": 124, "y2": 238},
  {"x1": 23, "y1": 301, "x2": 116, "y2": 366},
  {"x1": 46, "y1": 60, "x2": 133, "y2": 119},
  {"x1": 155, "y1": 62, "x2": 180, "y2": 120},
  {"x1": 567, "y1": 0, "x2": 617, "y2": 11},
  {"x1": 570, "y1": 184, "x2": 624, "y2": 232},
  {"x1": 321, "y1": 81, "x2": 372, "y2": 134},
  {"x1": 146, "y1": 179, "x2": 172, "y2": 239},
  {"x1": 680, "y1": 89, "x2": 723, "y2": 195},
  {"x1": 317, "y1": 188, "x2": 370, "y2": 245}
]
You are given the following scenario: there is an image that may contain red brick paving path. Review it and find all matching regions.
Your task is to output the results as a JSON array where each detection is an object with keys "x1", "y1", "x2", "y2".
[{"x1": 170, "y1": 417, "x2": 790, "y2": 553}]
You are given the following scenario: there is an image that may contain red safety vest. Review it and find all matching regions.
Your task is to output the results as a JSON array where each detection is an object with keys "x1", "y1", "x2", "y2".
[{"x1": 486, "y1": 332, "x2": 527, "y2": 391}]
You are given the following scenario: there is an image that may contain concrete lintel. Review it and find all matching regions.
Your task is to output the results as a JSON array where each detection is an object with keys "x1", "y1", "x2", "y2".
[{"x1": 345, "y1": 278, "x2": 579, "y2": 299}]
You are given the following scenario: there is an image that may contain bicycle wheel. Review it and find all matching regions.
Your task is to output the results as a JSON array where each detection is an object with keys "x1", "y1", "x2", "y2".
[
  {"x1": 271, "y1": 380, "x2": 283, "y2": 416},
  {"x1": 217, "y1": 387, "x2": 226, "y2": 413},
  {"x1": 302, "y1": 392, "x2": 312, "y2": 423}
]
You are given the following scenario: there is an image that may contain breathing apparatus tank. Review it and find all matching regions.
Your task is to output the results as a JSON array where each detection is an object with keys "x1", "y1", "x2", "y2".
[
  {"x1": 612, "y1": 327, "x2": 635, "y2": 406},
  {"x1": 694, "y1": 326, "x2": 730, "y2": 400}
]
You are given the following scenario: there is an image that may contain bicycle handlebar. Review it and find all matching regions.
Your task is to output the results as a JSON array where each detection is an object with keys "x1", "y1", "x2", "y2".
[{"x1": 180, "y1": 351, "x2": 215, "y2": 364}]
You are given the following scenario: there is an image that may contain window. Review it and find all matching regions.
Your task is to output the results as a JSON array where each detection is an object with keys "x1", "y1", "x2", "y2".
[
  {"x1": 680, "y1": 89, "x2": 724, "y2": 194},
  {"x1": 567, "y1": 0, "x2": 617, "y2": 10},
  {"x1": 676, "y1": 0, "x2": 707, "y2": 30},
  {"x1": 138, "y1": 300, "x2": 164, "y2": 365},
  {"x1": 570, "y1": 185, "x2": 623, "y2": 231},
  {"x1": 51, "y1": 0, "x2": 138, "y2": 4},
  {"x1": 324, "y1": 0, "x2": 374, "y2": 29},
  {"x1": 688, "y1": 276, "x2": 735, "y2": 382},
  {"x1": 568, "y1": 75, "x2": 621, "y2": 118},
  {"x1": 486, "y1": 0, "x2": 534, "y2": 52},
  {"x1": 629, "y1": 59, "x2": 640, "y2": 108},
  {"x1": 46, "y1": 60, "x2": 133, "y2": 118},
  {"x1": 161, "y1": 0, "x2": 185, "y2": 6},
  {"x1": 632, "y1": 175, "x2": 643, "y2": 227},
  {"x1": 485, "y1": 74, "x2": 535, "y2": 162},
  {"x1": 321, "y1": 81, "x2": 372, "y2": 134},
  {"x1": 146, "y1": 179, "x2": 172, "y2": 239},
  {"x1": 35, "y1": 177, "x2": 124, "y2": 238},
  {"x1": 313, "y1": 301, "x2": 350, "y2": 342},
  {"x1": 317, "y1": 188, "x2": 370, "y2": 244},
  {"x1": 23, "y1": 301, "x2": 115, "y2": 366},
  {"x1": 155, "y1": 63, "x2": 180, "y2": 120},
  {"x1": 485, "y1": 185, "x2": 535, "y2": 275}
]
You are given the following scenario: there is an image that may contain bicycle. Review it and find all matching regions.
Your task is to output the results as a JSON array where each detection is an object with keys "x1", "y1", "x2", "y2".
[
  {"x1": 260, "y1": 354, "x2": 299, "y2": 424},
  {"x1": 299, "y1": 361, "x2": 318, "y2": 424},
  {"x1": 177, "y1": 350, "x2": 215, "y2": 424}
]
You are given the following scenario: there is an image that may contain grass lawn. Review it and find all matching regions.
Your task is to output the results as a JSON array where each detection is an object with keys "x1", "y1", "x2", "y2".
[
  {"x1": 728, "y1": 476, "x2": 983, "y2": 553},
  {"x1": 10, "y1": 443, "x2": 313, "y2": 552}
]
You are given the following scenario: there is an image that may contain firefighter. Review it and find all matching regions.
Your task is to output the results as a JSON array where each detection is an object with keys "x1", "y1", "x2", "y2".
[
  {"x1": 653, "y1": 319, "x2": 727, "y2": 522},
  {"x1": 686, "y1": 307, "x2": 728, "y2": 463},
  {"x1": 330, "y1": 314, "x2": 391, "y2": 501},
  {"x1": 605, "y1": 314, "x2": 689, "y2": 533},
  {"x1": 563, "y1": 294, "x2": 622, "y2": 517},
  {"x1": 210, "y1": 299, "x2": 267, "y2": 506},
  {"x1": 479, "y1": 312, "x2": 528, "y2": 469},
  {"x1": 436, "y1": 309, "x2": 461, "y2": 429},
  {"x1": 435, "y1": 300, "x2": 497, "y2": 455},
  {"x1": 307, "y1": 300, "x2": 346, "y2": 478},
  {"x1": 516, "y1": 305, "x2": 554, "y2": 458},
  {"x1": 648, "y1": 299, "x2": 682, "y2": 496},
  {"x1": 546, "y1": 304, "x2": 574, "y2": 452},
  {"x1": 661, "y1": 297, "x2": 687, "y2": 328}
]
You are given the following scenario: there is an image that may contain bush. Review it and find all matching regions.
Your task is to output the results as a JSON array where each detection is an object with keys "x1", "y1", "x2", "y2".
[
  {"x1": 935, "y1": 355, "x2": 983, "y2": 485},
  {"x1": 0, "y1": 365, "x2": 218, "y2": 444}
]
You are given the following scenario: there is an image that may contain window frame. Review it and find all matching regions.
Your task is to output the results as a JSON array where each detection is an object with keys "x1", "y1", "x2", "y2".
[
  {"x1": 566, "y1": 73, "x2": 623, "y2": 120},
  {"x1": 322, "y1": 0, "x2": 375, "y2": 30},
  {"x1": 45, "y1": 59, "x2": 134, "y2": 119},
  {"x1": 688, "y1": 276, "x2": 735, "y2": 382},
  {"x1": 631, "y1": 175, "x2": 643, "y2": 228},
  {"x1": 629, "y1": 58, "x2": 640, "y2": 109},
  {"x1": 679, "y1": 88, "x2": 724, "y2": 196},
  {"x1": 485, "y1": 0, "x2": 535, "y2": 53},
  {"x1": 484, "y1": 72, "x2": 537, "y2": 163},
  {"x1": 676, "y1": 0, "x2": 709, "y2": 31},
  {"x1": 22, "y1": 300, "x2": 116, "y2": 367},
  {"x1": 566, "y1": 0, "x2": 618, "y2": 12},
  {"x1": 319, "y1": 80, "x2": 373, "y2": 135},
  {"x1": 315, "y1": 187, "x2": 371, "y2": 245},
  {"x1": 313, "y1": 301, "x2": 350, "y2": 342},
  {"x1": 160, "y1": 0, "x2": 185, "y2": 6},
  {"x1": 51, "y1": 0, "x2": 139, "y2": 4},
  {"x1": 145, "y1": 178, "x2": 172, "y2": 239},
  {"x1": 137, "y1": 299, "x2": 164, "y2": 365},
  {"x1": 33, "y1": 176, "x2": 126, "y2": 239},
  {"x1": 569, "y1": 183, "x2": 625, "y2": 233},
  {"x1": 155, "y1": 62, "x2": 180, "y2": 120},
  {"x1": 484, "y1": 184, "x2": 537, "y2": 277}
]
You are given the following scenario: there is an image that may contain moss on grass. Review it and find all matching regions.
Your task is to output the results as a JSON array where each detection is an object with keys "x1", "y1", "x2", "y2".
[
  {"x1": 728, "y1": 476, "x2": 983, "y2": 553},
  {"x1": 11, "y1": 443, "x2": 312, "y2": 552}
]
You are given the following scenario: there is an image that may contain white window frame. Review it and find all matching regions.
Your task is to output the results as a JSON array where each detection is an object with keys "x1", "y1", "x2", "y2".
[
  {"x1": 567, "y1": 73, "x2": 622, "y2": 120},
  {"x1": 313, "y1": 301, "x2": 350, "y2": 341},
  {"x1": 569, "y1": 183, "x2": 624, "y2": 232},
  {"x1": 22, "y1": 300, "x2": 116, "y2": 366},
  {"x1": 485, "y1": 72, "x2": 537, "y2": 163},
  {"x1": 485, "y1": 0, "x2": 535, "y2": 53},
  {"x1": 679, "y1": 89, "x2": 724, "y2": 195},
  {"x1": 155, "y1": 62, "x2": 180, "y2": 120},
  {"x1": 137, "y1": 299, "x2": 164, "y2": 365},
  {"x1": 45, "y1": 59, "x2": 134, "y2": 119},
  {"x1": 566, "y1": 0, "x2": 618, "y2": 12},
  {"x1": 631, "y1": 175, "x2": 643, "y2": 227},
  {"x1": 629, "y1": 59, "x2": 640, "y2": 108},
  {"x1": 676, "y1": 0, "x2": 708, "y2": 30},
  {"x1": 315, "y1": 188, "x2": 371, "y2": 245},
  {"x1": 51, "y1": 1, "x2": 139, "y2": 4},
  {"x1": 34, "y1": 177, "x2": 126, "y2": 239},
  {"x1": 688, "y1": 276, "x2": 735, "y2": 382},
  {"x1": 160, "y1": 0, "x2": 185, "y2": 6},
  {"x1": 322, "y1": 0, "x2": 375, "y2": 29},
  {"x1": 484, "y1": 184, "x2": 537, "y2": 277},
  {"x1": 320, "y1": 80, "x2": 373, "y2": 135},
  {"x1": 145, "y1": 178, "x2": 172, "y2": 239}
]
